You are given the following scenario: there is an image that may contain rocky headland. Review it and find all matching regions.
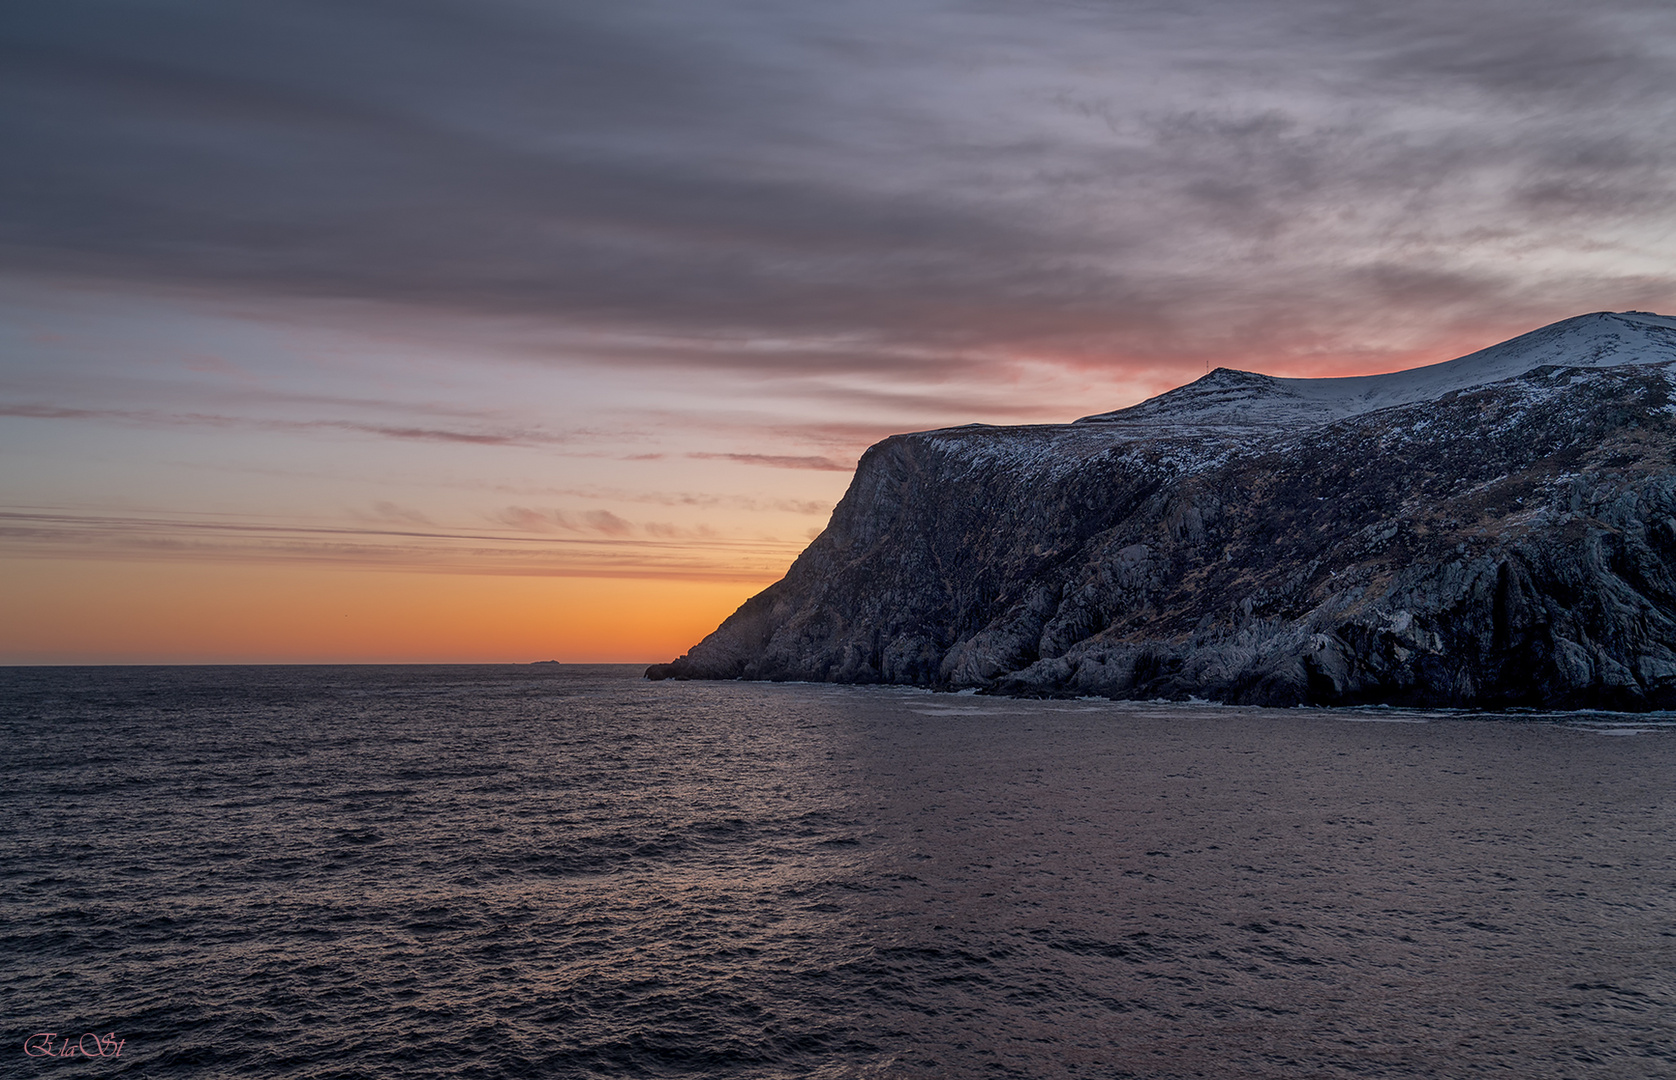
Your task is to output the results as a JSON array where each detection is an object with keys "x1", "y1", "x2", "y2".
[{"x1": 648, "y1": 311, "x2": 1676, "y2": 709}]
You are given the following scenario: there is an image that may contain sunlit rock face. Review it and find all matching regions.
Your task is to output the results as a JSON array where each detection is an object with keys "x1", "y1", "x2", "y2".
[{"x1": 649, "y1": 312, "x2": 1676, "y2": 709}]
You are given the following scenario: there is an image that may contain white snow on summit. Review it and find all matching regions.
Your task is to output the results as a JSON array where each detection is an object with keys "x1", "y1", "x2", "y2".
[{"x1": 1077, "y1": 311, "x2": 1676, "y2": 431}]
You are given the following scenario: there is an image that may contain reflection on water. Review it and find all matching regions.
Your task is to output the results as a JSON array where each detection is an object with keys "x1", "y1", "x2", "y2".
[{"x1": 2, "y1": 665, "x2": 1672, "y2": 1078}]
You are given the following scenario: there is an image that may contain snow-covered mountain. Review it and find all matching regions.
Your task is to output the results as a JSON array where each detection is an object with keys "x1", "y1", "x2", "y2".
[
  {"x1": 1077, "y1": 310, "x2": 1676, "y2": 431},
  {"x1": 652, "y1": 312, "x2": 1676, "y2": 710}
]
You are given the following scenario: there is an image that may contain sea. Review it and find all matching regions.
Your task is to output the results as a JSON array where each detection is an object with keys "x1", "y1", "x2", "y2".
[{"x1": 3, "y1": 664, "x2": 1673, "y2": 1079}]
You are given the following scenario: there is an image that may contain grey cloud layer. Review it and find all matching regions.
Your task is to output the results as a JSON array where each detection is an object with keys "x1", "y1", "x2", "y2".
[{"x1": 4, "y1": 0, "x2": 1675, "y2": 371}]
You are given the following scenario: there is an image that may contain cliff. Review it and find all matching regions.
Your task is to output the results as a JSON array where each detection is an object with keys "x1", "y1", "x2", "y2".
[{"x1": 648, "y1": 312, "x2": 1676, "y2": 709}]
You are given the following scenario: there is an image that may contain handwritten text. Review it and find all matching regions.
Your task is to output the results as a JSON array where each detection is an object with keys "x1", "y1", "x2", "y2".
[{"x1": 24, "y1": 1033, "x2": 125, "y2": 1059}]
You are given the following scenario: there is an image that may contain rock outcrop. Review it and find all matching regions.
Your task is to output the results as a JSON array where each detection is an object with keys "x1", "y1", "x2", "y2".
[{"x1": 648, "y1": 312, "x2": 1676, "y2": 709}]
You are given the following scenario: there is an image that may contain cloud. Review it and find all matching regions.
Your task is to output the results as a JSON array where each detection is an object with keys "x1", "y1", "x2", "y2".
[
  {"x1": 686, "y1": 452, "x2": 854, "y2": 472},
  {"x1": 489, "y1": 506, "x2": 561, "y2": 533},
  {"x1": 486, "y1": 505, "x2": 714, "y2": 539},
  {"x1": 1324, "y1": 0, "x2": 1672, "y2": 104},
  {"x1": 580, "y1": 509, "x2": 633, "y2": 537},
  {"x1": 2, "y1": 0, "x2": 1674, "y2": 382},
  {"x1": 498, "y1": 485, "x2": 833, "y2": 515},
  {"x1": 360, "y1": 501, "x2": 432, "y2": 526},
  {"x1": 0, "y1": 508, "x2": 800, "y2": 581},
  {"x1": 0, "y1": 401, "x2": 569, "y2": 446}
]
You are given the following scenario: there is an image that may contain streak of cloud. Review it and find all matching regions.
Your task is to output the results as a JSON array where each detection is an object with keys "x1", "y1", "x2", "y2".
[
  {"x1": 492, "y1": 487, "x2": 834, "y2": 516},
  {"x1": 687, "y1": 452, "x2": 854, "y2": 472},
  {"x1": 487, "y1": 506, "x2": 727, "y2": 540},
  {"x1": 0, "y1": 509, "x2": 800, "y2": 582},
  {"x1": 0, "y1": 401, "x2": 569, "y2": 447},
  {"x1": 357, "y1": 501, "x2": 432, "y2": 526}
]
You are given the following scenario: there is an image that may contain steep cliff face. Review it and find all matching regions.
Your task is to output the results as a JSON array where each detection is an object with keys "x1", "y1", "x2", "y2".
[{"x1": 648, "y1": 312, "x2": 1676, "y2": 709}]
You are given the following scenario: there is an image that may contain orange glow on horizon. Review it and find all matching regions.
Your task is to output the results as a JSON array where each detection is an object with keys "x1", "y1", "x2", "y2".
[{"x1": 1, "y1": 558, "x2": 765, "y2": 664}]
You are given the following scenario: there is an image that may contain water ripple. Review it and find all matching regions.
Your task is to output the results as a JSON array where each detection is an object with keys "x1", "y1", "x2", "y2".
[{"x1": 3, "y1": 665, "x2": 1673, "y2": 1077}]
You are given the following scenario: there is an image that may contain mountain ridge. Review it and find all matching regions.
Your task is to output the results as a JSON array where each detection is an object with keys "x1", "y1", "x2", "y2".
[{"x1": 1075, "y1": 310, "x2": 1676, "y2": 431}]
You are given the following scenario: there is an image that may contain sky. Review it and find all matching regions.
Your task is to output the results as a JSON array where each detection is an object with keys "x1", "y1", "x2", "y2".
[{"x1": 4, "y1": 0, "x2": 1676, "y2": 663}]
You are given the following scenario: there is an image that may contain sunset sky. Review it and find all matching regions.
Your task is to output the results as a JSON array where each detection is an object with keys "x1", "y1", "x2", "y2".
[{"x1": 5, "y1": 0, "x2": 1676, "y2": 663}]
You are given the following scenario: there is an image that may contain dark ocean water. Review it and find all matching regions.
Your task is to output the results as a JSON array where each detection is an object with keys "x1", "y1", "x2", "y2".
[{"x1": 3, "y1": 664, "x2": 1674, "y2": 1079}]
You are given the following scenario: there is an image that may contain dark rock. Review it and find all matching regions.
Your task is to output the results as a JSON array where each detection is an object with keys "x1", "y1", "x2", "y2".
[{"x1": 649, "y1": 314, "x2": 1676, "y2": 710}]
